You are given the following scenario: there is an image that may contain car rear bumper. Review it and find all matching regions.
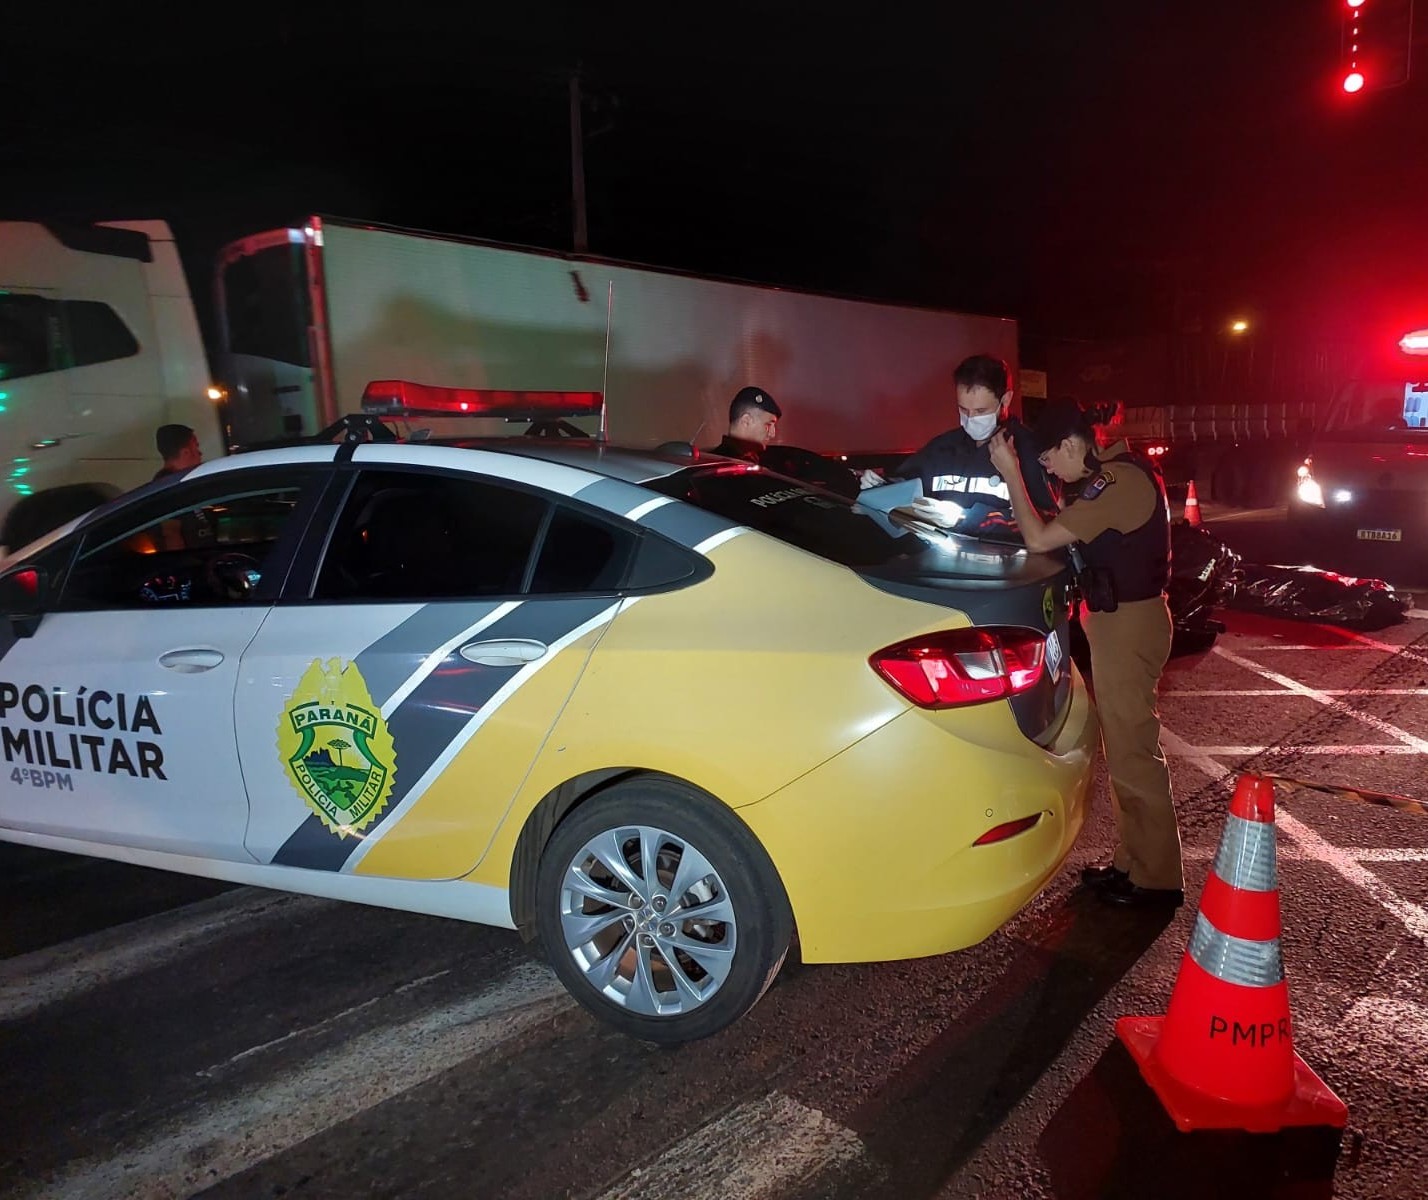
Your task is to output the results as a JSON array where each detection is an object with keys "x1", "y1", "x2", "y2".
[
  {"x1": 738, "y1": 669, "x2": 1097, "y2": 963},
  {"x1": 1288, "y1": 497, "x2": 1428, "y2": 547}
]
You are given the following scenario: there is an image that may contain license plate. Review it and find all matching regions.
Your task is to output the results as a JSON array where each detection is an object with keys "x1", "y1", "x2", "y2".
[
  {"x1": 1045, "y1": 628, "x2": 1064, "y2": 679},
  {"x1": 1356, "y1": 528, "x2": 1402, "y2": 542}
]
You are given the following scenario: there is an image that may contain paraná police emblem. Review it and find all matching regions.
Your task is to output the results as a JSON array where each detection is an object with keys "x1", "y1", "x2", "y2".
[{"x1": 277, "y1": 658, "x2": 397, "y2": 836}]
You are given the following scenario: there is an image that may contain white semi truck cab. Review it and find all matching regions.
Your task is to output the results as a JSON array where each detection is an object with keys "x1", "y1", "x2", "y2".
[{"x1": 0, "y1": 221, "x2": 223, "y2": 555}]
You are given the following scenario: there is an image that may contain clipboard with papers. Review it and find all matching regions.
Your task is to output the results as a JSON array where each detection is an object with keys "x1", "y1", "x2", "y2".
[{"x1": 857, "y1": 480, "x2": 1026, "y2": 546}]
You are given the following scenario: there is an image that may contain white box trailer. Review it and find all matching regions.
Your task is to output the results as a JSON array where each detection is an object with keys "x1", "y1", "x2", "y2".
[{"x1": 215, "y1": 216, "x2": 1018, "y2": 456}]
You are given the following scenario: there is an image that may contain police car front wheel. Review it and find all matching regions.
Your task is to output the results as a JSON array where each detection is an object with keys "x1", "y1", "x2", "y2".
[{"x1": 536, "y1": 778, "x2": 793, "y2": 1043}]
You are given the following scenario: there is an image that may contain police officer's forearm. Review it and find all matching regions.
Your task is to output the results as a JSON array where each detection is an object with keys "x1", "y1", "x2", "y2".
[{"x1": 1002, "y1": 465, "x2": 1058, "y2": 552}]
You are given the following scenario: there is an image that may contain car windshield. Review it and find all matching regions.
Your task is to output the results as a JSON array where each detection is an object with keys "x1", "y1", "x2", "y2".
[
  {"x1": 644, "y1": 465, "x2": 949, "y2": 568},
  {"x1": 1325, "y1": 381, "x2": 1428, "y2": 433}
]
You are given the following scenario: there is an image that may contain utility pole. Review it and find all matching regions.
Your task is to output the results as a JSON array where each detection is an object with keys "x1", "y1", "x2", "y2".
[{"x1": 569, "y1": 69, "x2": 589, "y2": 253}]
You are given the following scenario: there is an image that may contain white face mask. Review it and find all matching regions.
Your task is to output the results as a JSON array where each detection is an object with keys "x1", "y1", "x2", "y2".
[{"x1": 962, "y1": 412, "x2": 1000, "y2": 442}]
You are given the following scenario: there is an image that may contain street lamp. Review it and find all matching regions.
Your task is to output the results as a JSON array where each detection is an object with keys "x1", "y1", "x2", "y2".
[{"x1": 1230, "y1": 319, "x2": 1250, "y2": 334}]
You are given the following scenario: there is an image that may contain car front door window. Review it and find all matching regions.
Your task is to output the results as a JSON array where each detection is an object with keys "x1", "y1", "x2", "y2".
[
  {"x1": 57, "y1": 476, "x2": 316, "y2": 611},
  {"x1": 0, "y1": 467, "x2": 326, "y2": 858}
]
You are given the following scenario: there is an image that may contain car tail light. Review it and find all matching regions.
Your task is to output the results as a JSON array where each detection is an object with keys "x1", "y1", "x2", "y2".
[{"x1": 870, "y1": 627, "x2": 1047, "y2": 708}]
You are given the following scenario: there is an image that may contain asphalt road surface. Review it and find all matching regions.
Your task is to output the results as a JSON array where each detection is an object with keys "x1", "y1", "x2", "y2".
[{"x1": 2, "y1": 504, "x2": 1424, "y2": 1200}]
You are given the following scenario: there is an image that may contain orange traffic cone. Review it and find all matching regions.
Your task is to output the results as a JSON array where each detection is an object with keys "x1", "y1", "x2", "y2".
[
  {"x1": 1183, "y1": 480, "x2": 1203, "y2": 526},
  {"x1": 1116, "y1": 774, "x2": 1348, "y2": 1132}
]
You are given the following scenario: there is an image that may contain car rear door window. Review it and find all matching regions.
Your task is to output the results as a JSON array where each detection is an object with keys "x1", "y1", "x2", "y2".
[
  {"x1": 313, "y1": 469, "x2": 551, "y2": 600},
  {"x1": 644, "y1": 467, "x2": 925, "y2": 568},
  {"x1": 528, "y1": 505, "x2": 637, "y2": 594}
]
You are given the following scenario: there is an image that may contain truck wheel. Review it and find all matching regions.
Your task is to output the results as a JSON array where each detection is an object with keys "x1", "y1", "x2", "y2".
[
  {"x1": 1, "y1": 484, "x2": 116, "y2": 553},
  {"x1": 536, "y1": 777, "x2": 793, "y2": 1043}
]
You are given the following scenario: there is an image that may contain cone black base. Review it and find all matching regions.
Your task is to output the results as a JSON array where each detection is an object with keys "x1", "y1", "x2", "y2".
[{"x1": 1117, "y1": 1015, "x2": 1349, "y2": 1133}]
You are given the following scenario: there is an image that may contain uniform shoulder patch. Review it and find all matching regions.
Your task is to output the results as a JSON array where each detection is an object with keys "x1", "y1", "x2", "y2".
[{"x1": 1080, "y1": 469, "x2": 1114, "y2": 500}]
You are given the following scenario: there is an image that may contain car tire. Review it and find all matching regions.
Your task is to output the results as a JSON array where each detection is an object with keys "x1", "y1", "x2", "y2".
[{"x1": 536, "y1": 777, "x2": 793, "y2": 1043}]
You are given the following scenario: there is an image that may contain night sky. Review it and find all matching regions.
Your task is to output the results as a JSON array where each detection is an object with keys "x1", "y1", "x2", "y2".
[{"x1": 7, "y1": 1, "x2": 1427, "y2": 352}]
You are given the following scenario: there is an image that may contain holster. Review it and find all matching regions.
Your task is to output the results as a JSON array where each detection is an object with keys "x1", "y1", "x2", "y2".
[{"x1": 1067, "y1": 544, "x2": 1119, "y2": 613}]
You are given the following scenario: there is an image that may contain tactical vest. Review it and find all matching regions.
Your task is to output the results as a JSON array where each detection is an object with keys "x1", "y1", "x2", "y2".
[{"x1": 1076, "y1": 453, "x2": 1171, "y2": 602}]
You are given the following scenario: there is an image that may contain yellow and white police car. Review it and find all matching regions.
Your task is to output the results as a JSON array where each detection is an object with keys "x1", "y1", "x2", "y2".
[{"x1": 0, "y1": 387, "x2": 1096, "y2": 1042}]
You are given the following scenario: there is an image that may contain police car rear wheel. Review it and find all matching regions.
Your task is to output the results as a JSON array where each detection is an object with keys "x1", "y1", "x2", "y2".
[{"x1": 536, "y1": 779, "x2": 792, "y2": 1043}]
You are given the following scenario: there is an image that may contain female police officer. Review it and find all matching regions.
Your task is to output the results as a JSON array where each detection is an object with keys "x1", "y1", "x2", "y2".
[{"x1": 988, "y1": 400, "x2": 1183, "y2": 909}]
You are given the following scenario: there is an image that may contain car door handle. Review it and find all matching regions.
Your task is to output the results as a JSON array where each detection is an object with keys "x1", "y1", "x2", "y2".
[
  {"x1": 458, "y1": 638, "x2": 548, "y2": 667},
  {"x1": 158, "y1": 648, "x2": 226, "y2": 673}
]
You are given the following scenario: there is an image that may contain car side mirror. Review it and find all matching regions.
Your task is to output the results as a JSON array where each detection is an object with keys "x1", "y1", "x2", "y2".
[{"x1": 0, "y1": 565, "x2": 48, "y2": 638}]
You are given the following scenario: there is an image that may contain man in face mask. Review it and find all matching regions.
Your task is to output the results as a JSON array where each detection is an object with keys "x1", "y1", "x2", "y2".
[{"x1": 892, "y1": 354, "x2": 1059, "y2": 534}]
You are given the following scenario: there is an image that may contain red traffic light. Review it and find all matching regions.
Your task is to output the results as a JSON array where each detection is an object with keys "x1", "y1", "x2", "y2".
[{"x1": 1343, "y1": 70, "x2": 1366, "y2": 92}]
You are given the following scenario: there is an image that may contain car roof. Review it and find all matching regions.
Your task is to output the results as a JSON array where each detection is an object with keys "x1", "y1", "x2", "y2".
[
  {"x1": 215, "y1": 433, "x2": 713, "y2": 487},
  {"x1": 430, "y1": 438, "x2": 705, "y2": 484}
]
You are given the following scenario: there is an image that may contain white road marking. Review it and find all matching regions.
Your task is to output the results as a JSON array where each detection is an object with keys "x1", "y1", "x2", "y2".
[
  {"x1": 197, "y1": 968, "x2": 454, "y2": 1077},
  {"x1": 1349, "y1": 848, "x2": 1428, "y2": 862},
  {"x1": 0, "y1": 889, "x2": 333, "y2": 1023},
  {"x1": 1314, "y1": 624, "x2": 1428, "y2": 669},
  {"x1": 1211, "y1": 645, "x2": 1428, "y2": 754},
  {"x1": 1161, "y1": 726, "x2": 1428, "y2": 947},
  {"x1": 596, "y1": 1093, "x2": 867, "y2": 1200},
  {"x1": 1183, "y1": 845, "x2": 1428, "y2": 863},
  {"x1": 1256, "y1": 622, "x2": 1428, "y2": 671},
  {"x1": 25, "y1": 962, "x2": 571, "y2": 1200},
  {"x1": 1409, "y1": 608, "x2": 1428, "y2": 620},
  {"x1": 1253, "y1": 644, "x2": 1404, "y2": 652},
  {"x1": 1192, "y1": 745, "x2": 1415, "y2": 756},
  {"x1": 1337, "y1": 997, "x2": 1428, "y2": 1087},
  {"x1": 1163, "y1": 688, "x2": 1428, "y2": 697}
]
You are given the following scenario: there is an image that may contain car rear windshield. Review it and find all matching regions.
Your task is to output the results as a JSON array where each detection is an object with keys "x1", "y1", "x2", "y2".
[
  {"x1": 644, "y1": 466, "x2": 926, "y2": 567},
  {"x1": 1325, "y1": 381, "x2": 1428, "y2": 433}
]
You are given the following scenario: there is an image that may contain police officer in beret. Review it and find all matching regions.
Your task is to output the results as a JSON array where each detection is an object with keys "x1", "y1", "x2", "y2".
[
  {"x1": 712, "y1": 386, "x2": 861, "y2": 499},
  {"x1": 714, "y1": 387, "x2": 782, "y2": 462},
  {"x1": 989, "y1": 399, "x2": 1184, "y2": 909}
]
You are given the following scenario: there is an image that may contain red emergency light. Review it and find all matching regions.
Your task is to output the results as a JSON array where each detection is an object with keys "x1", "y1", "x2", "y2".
[
  {"x1": 1399, "y1": 329, "x2": 1428, "y2": 355},
  {"x1": 361, "y1": 379, "x2": 605, "y2": 421}
]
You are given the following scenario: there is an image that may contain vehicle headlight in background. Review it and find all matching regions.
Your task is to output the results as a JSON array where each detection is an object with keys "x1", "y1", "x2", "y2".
[
  {"x1": 1296, "y1": 459, "x2": 1324, "y2": 507},
  {"x1": 1331, "y1": 489, "x2": 1354, "y2": 504}
]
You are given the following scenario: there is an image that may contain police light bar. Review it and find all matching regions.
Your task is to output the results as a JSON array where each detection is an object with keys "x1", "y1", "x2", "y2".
[
  {"x1": 361, "y1": 379, "x2": 604, "y2": 421},
  {"x1": 1399, "y1": 329, "x2": 1428, "y2": 356}
]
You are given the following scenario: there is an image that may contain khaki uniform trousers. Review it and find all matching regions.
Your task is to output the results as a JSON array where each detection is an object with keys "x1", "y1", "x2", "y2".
[{"x1": 1082, "y1": 595, "x2": 1183, "y2": 890}]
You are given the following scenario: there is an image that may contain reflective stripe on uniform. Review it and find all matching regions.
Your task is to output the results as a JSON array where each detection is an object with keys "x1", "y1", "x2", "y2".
[
  {"x1": 1211, "y1": 812, "x2": 1279, "y2": 893},
  {"x1": 1187, "y1": 911, "x2": 1285, "y2": 987}
]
